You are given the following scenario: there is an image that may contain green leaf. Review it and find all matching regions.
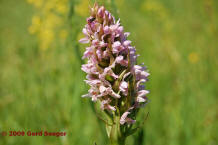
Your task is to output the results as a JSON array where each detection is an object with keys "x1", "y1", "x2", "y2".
[{"x1": 106, "y1": 124, "x2": 112, "y2": 137}]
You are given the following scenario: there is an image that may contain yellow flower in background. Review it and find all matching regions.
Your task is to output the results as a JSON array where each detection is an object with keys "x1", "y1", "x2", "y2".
[
  {"x1": 27, "y1": 0, "x2": 33, "y2": 3},
  {"x1": 27, "y1": 0, "x2": 70, "y2": 50},
  {"x1": 59, "y1": 29, "x2": 68, "y2": 40},
  {"x1": 28, "y1": 16, "x2": 41, "y2": 34},
  {"x1": 27, "y1": 0, "x2": 43, "y2": 8},
  {"x1": 188, "y1": 52, "x2": 199, "y2": 64},
  {"x1": 32, "y1": 15, "x2": 41, "y2": 25},
  {"x1": 44, "y1": 0, "x2": 56, "y2": 12},
  {"x1": 56, "y1": 3, "x2": 68, "y2": 14},
  {"x1": 141, "y1": 0, "x2": 168, "y2": 20},
  {"x1": 39, "y1": 29, "x2": 54, "y2": 50},
  {"x1": 44, "y1": 12, "x2": 62, "y2": 28},
  {"x1": 56, "y1": 0, "x2": 68, "y2": 15},
  {"x1": 141, "y1": 0, "x2": 174, "y2": 32},
  {"x1": 75, "y1": 0, "x2": 89, "y2": 17}
]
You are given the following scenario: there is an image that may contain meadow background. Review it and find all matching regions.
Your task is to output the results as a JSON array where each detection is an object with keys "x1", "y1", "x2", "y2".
[{"x1": 0, "y1": 0, "x2": 217, "y2": 145}]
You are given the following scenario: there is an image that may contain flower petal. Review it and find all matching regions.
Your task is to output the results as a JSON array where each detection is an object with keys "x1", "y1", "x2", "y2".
[
  {"x1": 79, "y1": 37, "x2": 90, "y2": 44},
  {"x1": 120, "y1": 111, "x2": 136, "y2": 125}
]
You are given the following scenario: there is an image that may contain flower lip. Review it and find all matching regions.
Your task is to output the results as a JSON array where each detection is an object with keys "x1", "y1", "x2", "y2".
[
  {"x1": 79, "y1": 37, "x2": 90, "y2": 44},
  {"x1": 120, "y1": 111, "x2": 136, "y2": 125},
  {"x1": 119, "y1": 81, "x2": 128, "y2": 96}
]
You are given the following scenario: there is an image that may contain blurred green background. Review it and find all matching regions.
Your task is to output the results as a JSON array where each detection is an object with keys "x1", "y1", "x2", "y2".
[{"x1": 0, "y1": 0, "x2": 217, "y2": 145}]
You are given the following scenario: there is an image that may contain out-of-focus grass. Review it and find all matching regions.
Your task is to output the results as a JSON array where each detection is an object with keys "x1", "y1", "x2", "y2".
[{"x1": 0, "y1": 0, "x2": 217, "y2": 145}]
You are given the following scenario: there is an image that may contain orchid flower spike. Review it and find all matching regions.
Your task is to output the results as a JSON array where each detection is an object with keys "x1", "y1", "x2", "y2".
[{"x1": 79, "y1": 3, "x2": 150, "y2": 144}]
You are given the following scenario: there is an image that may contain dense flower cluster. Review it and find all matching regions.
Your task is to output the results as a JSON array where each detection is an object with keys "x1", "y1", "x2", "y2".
[{"x1": 80, "y1": 4, "x2": 149, "y2": 125}]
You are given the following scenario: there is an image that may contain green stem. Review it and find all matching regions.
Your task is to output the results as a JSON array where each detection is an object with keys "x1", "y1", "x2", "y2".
[
  {"x1": 109, "y1": 115, "x2": 126, "y2": 145},
  {"x1": 110, "y1": 136, "x2": 126, "y2": 145}
]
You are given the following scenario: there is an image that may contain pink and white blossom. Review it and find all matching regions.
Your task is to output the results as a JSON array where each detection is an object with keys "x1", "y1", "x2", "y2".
[{"x1": 80, "y1": 4, "x2": 150, "y2": 125}]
